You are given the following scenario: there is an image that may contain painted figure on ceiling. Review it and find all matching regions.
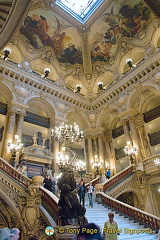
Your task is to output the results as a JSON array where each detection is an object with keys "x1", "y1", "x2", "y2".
[
  {"x1": 91, "y1": 1, "x2": 151, "y2": 63},
  {"x1": 20, "y1": 13, "x2": 82, "y2": 65}
]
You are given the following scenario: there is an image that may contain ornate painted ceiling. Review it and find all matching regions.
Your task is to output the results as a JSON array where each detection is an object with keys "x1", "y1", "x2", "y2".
[{"x1": 0, "y1": 0, "x2": 159, "y2": 99}]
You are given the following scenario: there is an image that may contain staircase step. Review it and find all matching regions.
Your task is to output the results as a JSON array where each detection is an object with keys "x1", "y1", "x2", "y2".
[{"x1": 84, "y1": 198, "x2": 157, "y2": 240}]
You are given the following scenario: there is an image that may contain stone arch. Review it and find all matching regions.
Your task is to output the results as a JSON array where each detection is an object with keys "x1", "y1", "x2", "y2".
[
  {"x1": 66, "y1": 110, "x2": 89, "y2": 129},
  {"x1": 26, "y1": 97, "x2": 56, "y2": 120},
  {"x1": 127, "y1": 85, "x2": 159, "y2": 112},
  {"x1": 0, "y1": 190, "x2": 25, "y2": 231},
  {"x1": 97, "y1": 106, "x2": 121, "y2": 130},
  {"x1": 116, "y1": 190, "x2": 141, "y2": 209},
  {"x1": 0, "y1": 81, "x2": 15, "y2": 103}
]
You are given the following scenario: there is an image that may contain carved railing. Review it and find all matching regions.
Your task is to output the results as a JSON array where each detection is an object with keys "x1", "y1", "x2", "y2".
[
  {"x1": 103, "y1": 166, "x2": 134, "y2": 192},
  {"x1": 143, "y1": 154, "x2": 160, "y2": 174},
  {"x1": 144, "y1": 105, "x2": 160, "y2": 123},
  {"x1": 0, "y1": 157, "x2": 32, "y2": 186},
  {"x1": 112, "y1": 126, "x2": 124, "y2": 139},
  {"x1": 40, "y1": 187, "x2": 59, "y2": 224},
  {"x1": 24, "y1": 111, "x2": 50, "y2": 128},
  {"x1": 148, "y1": 130, "x2": 160, "y2": 146},
  {"x1": 85, "y1": 176, "x2": 100, "y2": 187},
  {"x1": 96, "y1": 192, "x2": 160, "y2": 229}
]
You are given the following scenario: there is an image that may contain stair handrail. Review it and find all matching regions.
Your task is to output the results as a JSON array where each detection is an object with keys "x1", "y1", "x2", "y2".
[
  {"x1": 143, "y1": 154, "x2": 160, "y2": 165},
  {"x1": 103, "y1": 165, "x2": 134, "y2": 192},
  {"x1": 85, "y1": 176, "x2": 100, "y2": 187},
  {"x1": 96, "y1": 192, "x2": 160, "y2": 229},
  {"x1": 0, "y1": 157, "x2": 32, "y2": 186},
  {"x1": 40, "y1": 187, "x2": 59, "y2": 224}
]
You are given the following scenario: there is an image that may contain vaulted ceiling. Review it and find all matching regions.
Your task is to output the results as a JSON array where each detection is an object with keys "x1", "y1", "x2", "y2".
[{"x1": 0, "y1": 0, "x2": 160, "y2": 99}]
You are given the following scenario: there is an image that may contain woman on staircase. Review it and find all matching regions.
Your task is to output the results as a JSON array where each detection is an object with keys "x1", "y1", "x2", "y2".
[
  {"x1": 87, "y1": 182, "x2": 94, "y2": 208},
  {"x1": 103, "y1": 212, "x2": 119, "y2": 240}
]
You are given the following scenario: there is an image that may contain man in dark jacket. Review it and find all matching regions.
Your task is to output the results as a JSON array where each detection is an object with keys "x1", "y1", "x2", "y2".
[{"x1": 43, "y1": 175, "x2": 52, "y2": 191}]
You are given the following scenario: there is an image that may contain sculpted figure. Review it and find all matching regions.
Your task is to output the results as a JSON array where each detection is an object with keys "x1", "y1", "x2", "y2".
[{"x1": 58, "y1": 183, "x2": 88, "y2": 226}]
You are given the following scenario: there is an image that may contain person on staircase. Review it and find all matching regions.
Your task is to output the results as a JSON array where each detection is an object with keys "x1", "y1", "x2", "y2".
[
  {"x1": 78, "y1": 179, "x2": 86, "y2": 206},
  {"x1": 105, "y1": 169, "x2": 111, "y2": 179},
  {"x1": 43, "y1": 175, "x2": 52, "y2": 192},
  {"x1": 103, "y1": 212, "x2": 119, "y2": 240},
  {"x1": 87, "y1": 182, "x2": 94, "y2": 208}
]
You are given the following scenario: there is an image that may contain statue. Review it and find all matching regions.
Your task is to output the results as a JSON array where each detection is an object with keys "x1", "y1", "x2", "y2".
[
  {"x1": 36, "y1": 132, "x2": 45, "y2": 146},
  {"x1": 33, "y1": 134, "x2": 37, "y2": 145},
  {"x1": 58, "y1": 183, "x2": 88, "y2": 226}
]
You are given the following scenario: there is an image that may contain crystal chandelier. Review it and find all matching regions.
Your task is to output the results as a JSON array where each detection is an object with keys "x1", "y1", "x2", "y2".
[
  {"x1": 56, "y1": 147, "x2": 77, "y2": 172},
  {"x1": 51, "y1": 122, "x2": 84, "y2": 145},
  {"x1": 8, "y1": 135, "x2": 23, "y2": 152}
]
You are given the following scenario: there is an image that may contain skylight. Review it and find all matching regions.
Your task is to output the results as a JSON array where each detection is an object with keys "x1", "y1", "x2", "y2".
[{"x1": 56, "y1": 0, "x2": 105, "y2": 23}]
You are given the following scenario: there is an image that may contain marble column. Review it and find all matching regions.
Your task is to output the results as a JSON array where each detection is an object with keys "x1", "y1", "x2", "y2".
[
  {"x1": 129, "y1": 117, "x2": 143, "y2": 167},
  {"x1": 122, "y1": 120, "x2": 131, "y2": 143},
  {"x1": 134, "y1": 114, "x2": 152, "y2": 159},
  {"x1": 16, "y1": 113, "x2": 25, "y2": 138},
  {"x1": 83, "y1": 137, "x2": 88, "y2": 172},
  {"x1": 2, "y1": 109, "x2": 16, "y2": 161},
  {"x1": 97, "y1": 134, "x2": 105, "y2": 173},
  {"x1": 87, "y1": 136, "x2": 93, "y2": 173},
  {"x1": 105, "y1": 131, "x2": 116, "y2": 175}
]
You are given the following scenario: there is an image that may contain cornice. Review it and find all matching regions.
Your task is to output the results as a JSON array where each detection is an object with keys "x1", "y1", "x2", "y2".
[{"x1": 0, "y1": 51, "x2": 160, "y2": 112}]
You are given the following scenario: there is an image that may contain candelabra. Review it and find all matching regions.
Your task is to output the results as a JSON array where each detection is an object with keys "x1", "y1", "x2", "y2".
[
  {"x1": 52, "y1": 122, "x2": 84, "y2": 173},
  {"x1": 8, "y1": 135, "x2": 23, "y2": 166},
  {"x1": 126, "y1": 59, "x2": 134, "y2": 69},
  {"x1": 124, "y1": 141, "x2": 137, "y2": 164},
  {"x1": 98, "y1": 82, "x2": 105, "y2": 91},
  {"x1": 76, "y1": 160, "x2": 86, "y2": 180},
  {"x1": 51, "y1": 122, "x2": 84, "y2": 146},
  {"x1": 3, "y1": 47, "x2": 11, "y2": 60},
  {"x1": 75, "y1": 84, "x2": 81, "y2": 93},
  {"x1": 41, "y1": 68, "x2": 50, "y2": 78}
]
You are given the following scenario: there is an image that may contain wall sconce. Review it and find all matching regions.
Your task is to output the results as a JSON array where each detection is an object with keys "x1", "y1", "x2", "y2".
[
  {"x1": 75, "y1": 84, "x2": 81, "y2": 93},
  {"x1": 41, "y1": 68, "x2": 50, "y2": 78},
  {"x1": 3, "y1": 47, "x2": 11, "y2": 61},
  {"x1": 124, "y1": 141, "x2": 137, "y2": 164},
  {"x1": 126, "y1": 59, "x2": 134, "y2": 69},
  {"x1": 98, "y1": 82, "x2": 105, "y2": 91}
]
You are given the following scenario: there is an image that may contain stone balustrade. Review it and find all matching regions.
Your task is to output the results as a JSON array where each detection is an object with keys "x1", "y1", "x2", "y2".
[
  {"x1": 96, "y1": 192, "x2": 160, "y2": 229},
  {"x1": 143, "y1": 154, "x2": 160, "y2": 175},
  {"x1": 102, "y1": 165, "x2": 134, "y2": 192},
  {"x1": 0, "y1": 157, "x2": 32, "y2": 186}
]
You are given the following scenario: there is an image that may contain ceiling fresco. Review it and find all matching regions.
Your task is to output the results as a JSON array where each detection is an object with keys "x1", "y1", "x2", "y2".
[
  {"x1": 19, "y1": 0, "x2": 152, "y2": 67},
  {"x1": 19, "y1": 9, "x2": 83, "y2": 66},
  {"x1": 89, "y1": 0, "x2": 151, "y2": 63}
]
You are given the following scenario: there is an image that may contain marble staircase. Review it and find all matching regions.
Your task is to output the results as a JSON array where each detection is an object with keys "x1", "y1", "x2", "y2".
[{"x1": 85, "y1": 197, "x2": 158, "y2": 240}]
